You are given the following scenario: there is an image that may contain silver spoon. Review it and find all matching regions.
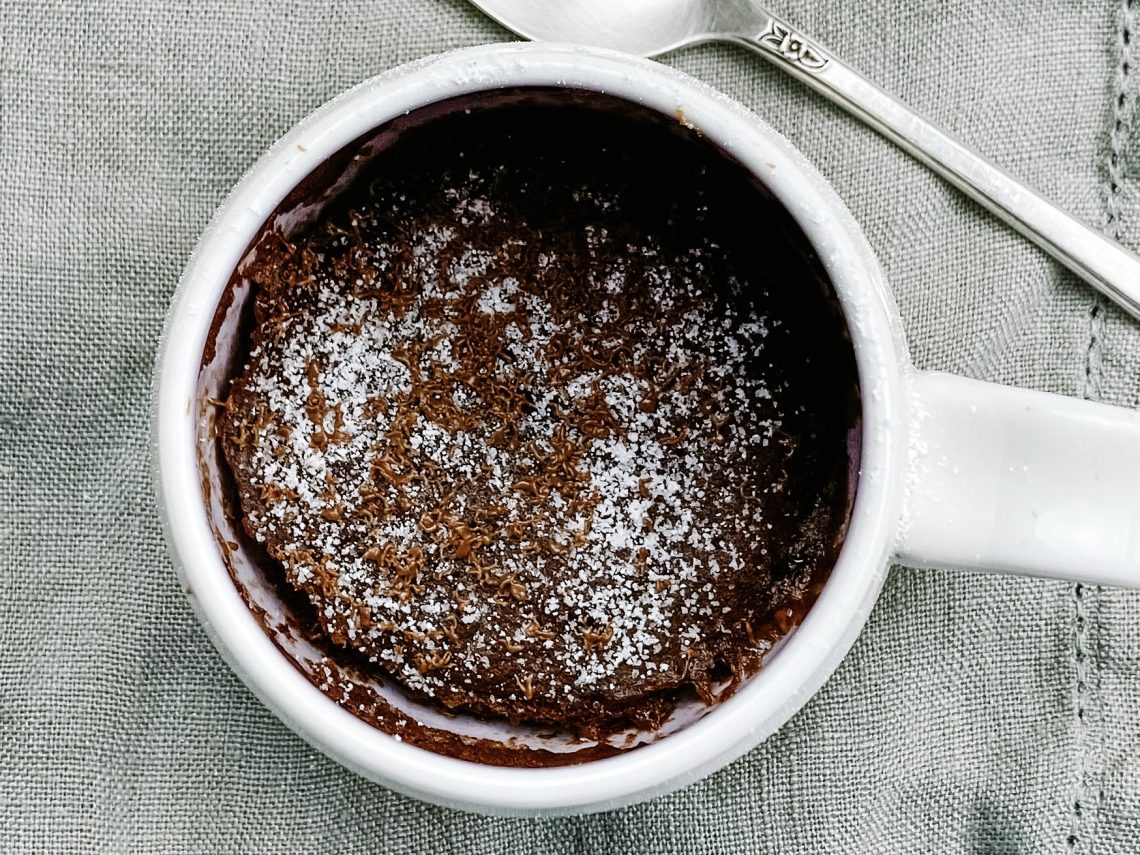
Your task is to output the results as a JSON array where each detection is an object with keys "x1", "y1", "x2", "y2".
[{"x1": 469, "y1": 0, "x2": 1140, "y2": 321}]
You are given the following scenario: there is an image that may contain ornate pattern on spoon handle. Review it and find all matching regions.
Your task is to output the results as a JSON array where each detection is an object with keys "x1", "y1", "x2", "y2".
[{"x1": 756, "y1": 19, "x2": 829, "y2": 73}]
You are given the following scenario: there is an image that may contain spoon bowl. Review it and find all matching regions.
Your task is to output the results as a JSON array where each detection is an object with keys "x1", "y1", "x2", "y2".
[{"x1": 470, "y1": 0, "x2": 717, "y2": 56}]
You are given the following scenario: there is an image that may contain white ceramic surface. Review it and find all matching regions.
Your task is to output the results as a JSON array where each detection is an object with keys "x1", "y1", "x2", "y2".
[{"x1": 153, "y1": 42, "x2": 1140, "y2": 817}]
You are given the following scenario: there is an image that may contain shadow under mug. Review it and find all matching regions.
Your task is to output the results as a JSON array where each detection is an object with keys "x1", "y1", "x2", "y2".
[{"x1": 152, "y1": 43, "x2": 1140, "y2": 816}]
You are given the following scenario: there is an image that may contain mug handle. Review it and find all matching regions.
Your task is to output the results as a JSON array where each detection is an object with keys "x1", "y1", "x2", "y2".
[{"x1": 896, "y1": 371, "x2": 1140, "y2": 587}]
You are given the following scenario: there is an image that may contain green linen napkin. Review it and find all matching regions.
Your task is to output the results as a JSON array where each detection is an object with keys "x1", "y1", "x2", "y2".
[{"x1": 3, "y1": 0, "x2": 1138, "y2": 850}]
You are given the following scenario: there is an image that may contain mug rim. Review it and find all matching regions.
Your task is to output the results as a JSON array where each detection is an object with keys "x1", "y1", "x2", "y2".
[{"x1": 153, "y1": 42, "x2": 910, "y2": 815}]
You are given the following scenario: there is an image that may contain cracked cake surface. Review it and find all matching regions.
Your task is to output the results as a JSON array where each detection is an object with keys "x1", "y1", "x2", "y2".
[{"x1": 217, "y1": 93, "x2": 859, "y2": 738}]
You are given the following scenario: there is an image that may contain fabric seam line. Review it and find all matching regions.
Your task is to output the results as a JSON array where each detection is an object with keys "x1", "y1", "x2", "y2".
[{"x1": 1068, "y1": 2, "x2": 1133, "y2": 851}]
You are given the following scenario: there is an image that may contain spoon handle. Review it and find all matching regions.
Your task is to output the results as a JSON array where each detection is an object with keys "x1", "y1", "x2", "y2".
[{"x1": 727, "y1": 12, "x2": 1140, "y2": 320}]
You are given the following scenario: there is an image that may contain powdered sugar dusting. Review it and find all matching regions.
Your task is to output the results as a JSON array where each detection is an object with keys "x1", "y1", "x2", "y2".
[{"x1": 221, "y1": 146, "x2": 850, "y2": 733}]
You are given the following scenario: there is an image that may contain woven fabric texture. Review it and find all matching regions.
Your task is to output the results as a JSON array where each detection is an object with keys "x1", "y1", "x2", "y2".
[{"x1": 2, "y1": 0, "x2": 1139, "y2": 851}]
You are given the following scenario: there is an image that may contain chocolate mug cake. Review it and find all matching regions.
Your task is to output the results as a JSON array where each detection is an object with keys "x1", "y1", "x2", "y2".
[{"x1": 210, "y1": 90, "x2": 860, "y2": 757}]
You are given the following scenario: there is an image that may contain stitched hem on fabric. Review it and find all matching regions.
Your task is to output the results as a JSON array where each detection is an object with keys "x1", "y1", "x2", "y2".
[{"x1": 1067, "y1": 2, "x2": 1135, "y2": 852}]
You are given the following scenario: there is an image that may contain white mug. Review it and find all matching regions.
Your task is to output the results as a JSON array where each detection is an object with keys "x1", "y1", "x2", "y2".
[{"x1": 152, "y1": 42, "x2": 1140, "y2": 816}]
